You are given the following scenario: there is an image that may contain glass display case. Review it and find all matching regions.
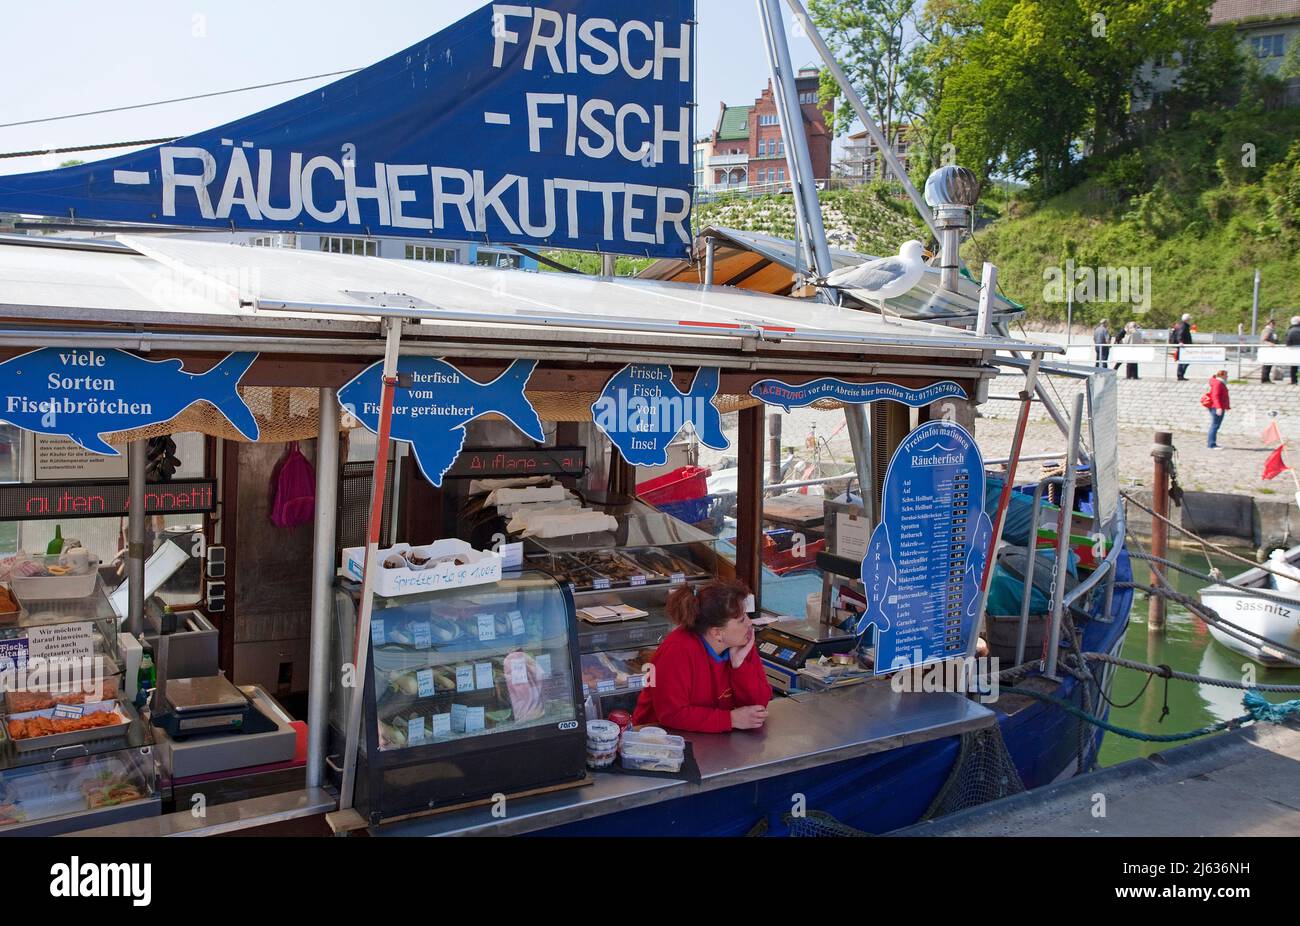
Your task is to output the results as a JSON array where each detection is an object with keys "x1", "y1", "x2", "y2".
[
  {"x1": 332, "y1": 570, "x2": 587, "y2": 825},
  {"x1": 0, "y1": 579, "x2": 160, "y2": 835}
]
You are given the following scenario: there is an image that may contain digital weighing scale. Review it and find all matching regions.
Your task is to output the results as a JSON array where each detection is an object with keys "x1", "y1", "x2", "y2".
[
  {"x1": 151, "y1": 675, "x2": 276, "y2": 739},
  {"x1": 758, "y1": 619, "x2": 858, "y2": 693}
]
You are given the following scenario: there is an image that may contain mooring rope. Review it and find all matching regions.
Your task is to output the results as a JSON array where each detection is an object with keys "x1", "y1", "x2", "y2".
[
  {"x1": 1128, "y1": 550, "x2": 1300, "y2": 609},
  {"x1": 1079, "y1": 652, "x2": 1300, "y2": 692},
  {"x1": 1002, "y1": 686, "x2": 1300, "y2": 742}
]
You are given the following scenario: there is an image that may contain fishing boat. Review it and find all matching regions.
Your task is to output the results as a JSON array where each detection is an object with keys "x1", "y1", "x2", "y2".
[{"x1": 1199, "y1": 544, "x2": 1300, "y2": 667}]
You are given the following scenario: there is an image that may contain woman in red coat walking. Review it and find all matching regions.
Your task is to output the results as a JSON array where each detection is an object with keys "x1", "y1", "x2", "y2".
[
  {"x1": 1205, "y1": 369, "x2": 1230, "y2": 449},
  {"x1": 631, "y1": 579, "x2": 772, "y2": 733}
]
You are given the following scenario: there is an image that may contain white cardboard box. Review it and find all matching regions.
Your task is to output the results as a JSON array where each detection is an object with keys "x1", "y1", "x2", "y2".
[{"x1": 342, "y1": 540, "x2": 501, "y2": 598}]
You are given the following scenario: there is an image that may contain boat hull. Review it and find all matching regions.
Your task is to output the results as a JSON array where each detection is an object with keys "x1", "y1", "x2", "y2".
[{"x1": 1199, "y1": 588, "x2": 1300, "y2": 667}]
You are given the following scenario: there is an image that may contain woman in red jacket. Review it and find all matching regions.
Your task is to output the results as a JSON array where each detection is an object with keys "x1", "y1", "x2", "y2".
[
  {"x1": 1205, "y1": 369, "x2": 1229, "y2": 449},
  {"x1": 631, "y1": 579, "x2": 772, "y2": 733}
]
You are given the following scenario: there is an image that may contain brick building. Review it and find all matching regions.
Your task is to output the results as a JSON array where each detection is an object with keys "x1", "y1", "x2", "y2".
[{"x1": 704, "y1": 65, "x2": 833, "y2": 193}]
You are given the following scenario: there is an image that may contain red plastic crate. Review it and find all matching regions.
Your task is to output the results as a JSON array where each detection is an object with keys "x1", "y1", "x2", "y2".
[{"x1": 637, "y1": 465, "x2": 710, "y2": 505}]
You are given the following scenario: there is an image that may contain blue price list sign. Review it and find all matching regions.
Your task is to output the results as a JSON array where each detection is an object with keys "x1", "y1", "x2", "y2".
[{"x1": 857, "y1": 421, "x2": 993, "y2": 674}]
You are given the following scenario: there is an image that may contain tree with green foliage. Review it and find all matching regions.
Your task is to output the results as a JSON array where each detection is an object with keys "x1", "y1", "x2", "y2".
[{"x1": 809, "y1": 0, "x2": 923, "y2": 179}]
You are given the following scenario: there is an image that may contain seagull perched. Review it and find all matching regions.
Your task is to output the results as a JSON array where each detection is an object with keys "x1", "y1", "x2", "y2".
[{"x1": 822, "y1": 239, "x2": 927, "y2": 319}]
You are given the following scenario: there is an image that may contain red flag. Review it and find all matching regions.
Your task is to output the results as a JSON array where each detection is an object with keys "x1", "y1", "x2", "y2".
[
  {"x1": 1263, "y1": 446, "x2": 1290, "y2": 480},
  {"x1": 1261, "y1": 419, "x2": 1283, "y2": 446}
]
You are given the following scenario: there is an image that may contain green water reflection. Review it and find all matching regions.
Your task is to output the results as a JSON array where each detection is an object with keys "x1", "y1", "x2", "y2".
[{"x1": 1097, "y1": 545, "x2": 1298, "y2": 766}]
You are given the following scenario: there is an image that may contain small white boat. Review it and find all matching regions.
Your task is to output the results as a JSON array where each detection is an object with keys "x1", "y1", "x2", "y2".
[{"x1": 1198, "y1": 543, "x2": 1300, "y2": 667}]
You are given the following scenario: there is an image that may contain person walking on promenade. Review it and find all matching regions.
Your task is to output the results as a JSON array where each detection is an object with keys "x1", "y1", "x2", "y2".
[
  {"x1": 1113, "y1": 321, "x2": 1140, "y2": 379},
  {"x1": 1203, "y1": 369, "x2": 1230, "y2": 449},
  {"x1": 1093, "y1": 318, "x2": 1111, "y2": 368},
  {"x1": 1260, "y1": 318, "x2": 1278, "y2": 384},
  {"x1": 1171, "y1": 313, "x2": 1193, "y2": 380},
  {"x1": 1288, "y1": 316, "x2": 1300, "y2": 385}
]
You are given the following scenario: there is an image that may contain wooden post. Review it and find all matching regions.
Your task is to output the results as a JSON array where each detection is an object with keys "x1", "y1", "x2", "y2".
[
  {"x1": 736, "y1": 406, "x2": 765, "y2": 609},
  {"x1": 1149, "y1": 431, "x2": 1174, "y2": 631},
  {"x1": 767, "y1": 412, "x2": 783, "y2": 488}
]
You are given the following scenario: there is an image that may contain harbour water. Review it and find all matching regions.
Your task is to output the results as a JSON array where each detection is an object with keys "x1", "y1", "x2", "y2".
[{"x1": 1098, "y1": 544, "x2": 1298, "y2": 766}]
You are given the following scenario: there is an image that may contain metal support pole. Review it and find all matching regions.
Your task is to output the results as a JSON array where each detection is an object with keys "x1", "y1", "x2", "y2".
[
  {"x1": 758, "y1": 0, "x2": 830, "y2": 279},
  {"x1": 704, "y1": 237, "x2": 716, "y2": 286},
  {"x1": 601, "y1": 254, "x2": 616, "y2": 277},
  {"x1": 843, "y1": 405, "x2": 874, "y2": 522},
  {"x1": 340, "y1": 319, "x2": 403, "y2": 812},
  {"x1": 127, "y1": 439, "x2": 146, "y2": 638},
  {"x1": 976, "y1": 263, "x2": 997, "y2": 338},
  {"x1": 781, "y1": 0, "x2": 939, "y2": 242},
  {"x1": 979, "y1": 353, "x2": 1039, "y2": 623},
  {"x1": 1044, "y1": 393, "x2": 1085, "y2": 680},
  {"x1": 1251, "y1": 268, "x2": 1260, "y2": 338},
  {"x1": 1149, "y1": 431, "x2": 1173, "y2": 631},
  {"x1": 1016, "y1": 479, "x2": 1054, "y2": 666},
  {"x1": 306, "y1": 387, "x2": 339, "y2": 790}
]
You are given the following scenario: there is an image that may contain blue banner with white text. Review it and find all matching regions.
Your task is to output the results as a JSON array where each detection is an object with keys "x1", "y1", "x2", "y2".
[{"x1": 0, "y1": 1, "x2": 695, "y2": 258}]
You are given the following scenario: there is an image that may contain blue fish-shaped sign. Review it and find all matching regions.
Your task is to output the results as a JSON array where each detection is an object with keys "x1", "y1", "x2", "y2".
[
  {"x1": 750, "y1": 378, "x2": 967, "y2": 412},
  {"x1": 0, "y1": 349, "x2": 259, "y2": 455},
  {"x1": 338, "y1": 358, "x2": 543, "y2": 488},
  {"x1": 855, "y1": 421, "x2": 993, "y2": 675},
  {"x1": 591, "y1": 364, "x2": 729, "y2": 467}
]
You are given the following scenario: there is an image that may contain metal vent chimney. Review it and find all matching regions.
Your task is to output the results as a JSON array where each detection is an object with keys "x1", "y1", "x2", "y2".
[{"x1": 925, "y1": 165, "x2": 979, "y2": 293}]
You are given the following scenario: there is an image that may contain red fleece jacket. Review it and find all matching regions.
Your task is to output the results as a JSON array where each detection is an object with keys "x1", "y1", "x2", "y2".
[
  {"x1": 1208, "y1": 377, "x2": 1230, "y2": 411},
  {"x1": 631, "y1": 627, "x2": 772, "y2": 733}
]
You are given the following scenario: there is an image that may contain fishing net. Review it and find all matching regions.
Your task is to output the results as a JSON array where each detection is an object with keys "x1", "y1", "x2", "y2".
[
  {"x1": 921, "y1": 725, "x2": 1026, "y2": 819},
  {"x1": 98, "y1": 387, "x2": 783, "y2": 448},
  {"x1": 783, "y1": 810, "x2": 874, "y2": 837}
]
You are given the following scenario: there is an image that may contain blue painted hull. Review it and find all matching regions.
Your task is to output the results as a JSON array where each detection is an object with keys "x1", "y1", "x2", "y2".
[{"x1": 538, "y1": 551, "x2": 1134, "y2": 836}]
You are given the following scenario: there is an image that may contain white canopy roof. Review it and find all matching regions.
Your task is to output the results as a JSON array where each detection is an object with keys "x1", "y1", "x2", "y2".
[{"x1": 0, "y1": 234, "x2": 1055, "y2": 363}]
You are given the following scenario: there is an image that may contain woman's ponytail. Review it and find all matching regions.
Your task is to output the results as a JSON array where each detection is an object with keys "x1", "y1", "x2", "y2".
[{"x1": 665, "y1": 584, "x2": 700, "y2": 631}]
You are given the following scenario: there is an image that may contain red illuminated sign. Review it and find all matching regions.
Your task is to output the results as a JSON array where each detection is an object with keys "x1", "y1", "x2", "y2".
[
  {"x1": 0, "y1": 480, "x2": 217, "y2": 521},
  {"x1": 444, "y1": 448, "x2": 586, "y2": 479}
]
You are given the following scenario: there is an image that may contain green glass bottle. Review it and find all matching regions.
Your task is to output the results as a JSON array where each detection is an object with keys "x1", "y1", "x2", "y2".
[{"x1": 46, "y1": 525, "x2": 64, "y2": 556}]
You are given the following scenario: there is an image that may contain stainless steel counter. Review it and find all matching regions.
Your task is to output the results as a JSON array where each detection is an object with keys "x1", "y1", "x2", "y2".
[{"x1": 376, "y1": 680, "x2": 995, "y2": 836}]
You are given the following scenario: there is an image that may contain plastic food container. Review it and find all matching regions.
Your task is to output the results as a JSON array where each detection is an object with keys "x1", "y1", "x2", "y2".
[
  {"x1": 10, "y1": 555, "x2": 101, "y2": 600},
  {"x1": 586, "y1": 720, "x2": 620, "y2": 744},
  {"x1": 620, "y1": 729, "x2": 685, "y2": 772},
  {"x1": 585, "y1": 748, "x2": 618, "y2": 770}
]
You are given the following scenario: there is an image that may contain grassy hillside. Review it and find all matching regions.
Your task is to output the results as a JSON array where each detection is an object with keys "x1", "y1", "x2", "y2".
[{"x1": 966, "y1": 105, "x2": 1300, "y2": 331}]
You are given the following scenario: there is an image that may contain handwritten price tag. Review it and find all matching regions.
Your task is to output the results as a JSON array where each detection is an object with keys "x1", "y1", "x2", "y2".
[
  {"x1": 430, "y1": 713, "x2": 451, "y2": 737},
  {"x1": 413, "y1": 622, "x2": 432, "y2": 649},
  {"x1": 475, "y1": 662, "x2": 494, "y2": 690},
  {"x1": 370, "y1": 619, "x2": 386, "y2": 646},
  {"x1": 476, "y1": 614, "x2": 496, "y2": 642},
  {"x1": 407, "y1": 715, "x2": 426, "y2": 743},
  {"x1": 509, "y1": 611, "x2": 525, "y2": 636},
  {"x1": 536, "y1": 654, "x2": 552, "y2": 678},
  {"x1": 451, "y1": 703, "x2": 467, "y2": 733},
  {"x1": 465, "y1": 706, "x2": 485, "y2": 732},
  {"x1": 416, "y1": 669, "x2": 435, "y2": 698},
  {"x1": 455, "y1": 666, "x2": 474, "y2": 692}
]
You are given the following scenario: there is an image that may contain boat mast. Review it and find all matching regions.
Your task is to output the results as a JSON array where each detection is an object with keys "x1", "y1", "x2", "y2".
[{"x1": 757, "y1": 0, "x2": 875, "y2": 521}]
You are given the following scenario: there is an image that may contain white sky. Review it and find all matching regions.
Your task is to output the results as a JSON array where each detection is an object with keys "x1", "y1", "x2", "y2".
[{"x1": 0, "y1": 0, "x2": 826, "y2": 176}]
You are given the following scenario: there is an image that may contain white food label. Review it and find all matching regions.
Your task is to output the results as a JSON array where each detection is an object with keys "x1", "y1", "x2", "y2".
[
  {"x1": 407, "y1": 715, "x2": 426, "y2": 743},
  {"x1": 500, "y1": 542, "x2": 524, "y2": 570},
  {"x1": 593, "y1": 577, "x2": 611, "y2": 590},
  {"x1": 509, "y1": 657, "x2": 528, "y2": 684},
  {"x1": 53, "y1": 703, "x2": 85, "y2": 719},
  {"x1": 597, "y1": 678, "x2": 615, "y2": 693},
  {"x1": 430, "y1": 713, "x2": 451, "y2": 737},
  {"x1": 509, "y1": 611, "x2": 525, "y2": 636},
  {"x1": 455, "y1": 665, "x2": 475, "y2": 692},
  {"x1": 413, "y1": 622, "x2": 433, "y2": 649},
  {"x1": 670, "y1": 572, "x2": 685, "y2": 585},
  {"x1": 28, "y1": 622, "x2": 93, "y2": 660},
  {"x1": 465, "y1": 706, "x2": 486, "y2": 732},
  {"x1": 370, "y1": 619, "x2": 386, "y2": 646},
  {"x1": 451, "y1": 703, "x2": 467, "y2": 733},
  {"x1": 631, "y1": 574, "x2": 646, "y2": 587},
  {"x1": 475, "y1": 662, "x2": 494, "y2": 690},
  {"x1": 628, "y1": 674, "x2": 644, "y2": 690},
  {"x1": 416, "y1": 669, "x2": 435, "y2": 698},
  {"x1": 476, "y1": 614, "x2": 496, "y2": 642},
  {"x1": 536, "y1": 654, "x2": 552, "y2": 678}
]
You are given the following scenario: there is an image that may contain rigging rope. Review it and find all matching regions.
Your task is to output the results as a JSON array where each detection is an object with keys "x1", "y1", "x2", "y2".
[
  {"x1": 1128, "y1": 550, "x2": 1300, "y2": 609},
  {"x1": 1080, "y1": 652, "x2": 1300, "y2": 693}
]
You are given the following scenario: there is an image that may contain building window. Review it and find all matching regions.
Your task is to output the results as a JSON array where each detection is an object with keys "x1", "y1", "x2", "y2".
[
  {"x1": 759, "y1": 114, "x2": 778, "y2": 126},
  {"x1": 476, "y1": 250, "x2": 522, "y2": 269},
  {"x1": 777, "y1": 168, "x2": 785, "y2": 183},
  {"x1": 406, "y1": 244, "x2": 457, "y2": 263},
  {"x1": 320, "y1": 236, "x2": 377, "y2": 256},
  {"x1": 1250, "y1": 33, "x2": 1285, "y2": 58},
  {"x1": 798, "y1": 91, "x2": 818, "y2": 105},
  {"x1": 778, "y1": 140, "x2": 785, "y2": 156}
]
